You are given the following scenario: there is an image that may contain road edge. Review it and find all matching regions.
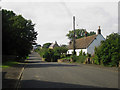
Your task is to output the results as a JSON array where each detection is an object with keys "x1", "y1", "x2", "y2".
[{"x1": 14, "y1": 63, "x2": 26, "y2": 89}]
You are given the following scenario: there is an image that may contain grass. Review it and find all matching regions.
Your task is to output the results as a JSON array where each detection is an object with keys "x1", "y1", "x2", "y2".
[
  {"x1": 26, "y1": 56, "x2": 29, "y2": 59},
  {"x1": 0, "y1": 61, "x2": 19, "y2": 68}
]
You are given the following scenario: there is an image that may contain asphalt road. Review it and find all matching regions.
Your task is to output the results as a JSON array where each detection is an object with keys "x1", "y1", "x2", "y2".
[{"x1": 19, "y1": 52, "x2": 118, "y2": 88}]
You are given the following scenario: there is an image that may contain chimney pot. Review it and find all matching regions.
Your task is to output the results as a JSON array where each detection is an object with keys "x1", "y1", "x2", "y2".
[
  {"x1": 85, "y1": 31, "x2": 87, "y2": 37},
  {"x1": 98, "y1": 26, "x2": 101, "y2": 34},
  {"x1": 99, "y1": 26, "x2": 100, "y2": 29}
]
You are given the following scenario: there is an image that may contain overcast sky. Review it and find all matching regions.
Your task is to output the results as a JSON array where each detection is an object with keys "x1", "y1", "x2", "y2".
[{"x1": 1, "y1": 0, "x2": 118, "y2": 46}]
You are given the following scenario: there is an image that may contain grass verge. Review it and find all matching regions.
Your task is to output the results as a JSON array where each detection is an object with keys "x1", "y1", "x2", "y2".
[{"x1": 0, "y1": 61, "x2": 19, "y2": 68}]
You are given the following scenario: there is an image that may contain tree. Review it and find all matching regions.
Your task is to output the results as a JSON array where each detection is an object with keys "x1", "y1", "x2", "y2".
[
  {"x1": 66, "y1": 29, "x2": 96, "y2": 40},
  {"x1": 2, "y1": 9, "x2": 38, "y2": 62},
  {"x1": 93, "y1": 33, "x2": 120, "y2": 67},
  {"x1": 42, "y1": 43, "x2": 52, "y2": 48}
]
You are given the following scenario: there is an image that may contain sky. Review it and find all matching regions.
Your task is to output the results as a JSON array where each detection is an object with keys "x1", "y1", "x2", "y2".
[{"x1": 1, "y1": 0, "x2": 119, "y2": 46}]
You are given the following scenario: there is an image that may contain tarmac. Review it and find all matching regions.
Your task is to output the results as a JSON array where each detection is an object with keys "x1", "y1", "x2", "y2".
[
  {"x1": 2, "y1": 62, "x2": 25, "y2": 89},
  {"x1": 1, "y1": 52, "x2": 119, "y2": 89}
]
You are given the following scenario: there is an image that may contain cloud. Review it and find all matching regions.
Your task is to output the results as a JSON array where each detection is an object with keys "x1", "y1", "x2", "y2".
[{"x1": 1, "y1": 2, "x2": 118, "y2": 45}]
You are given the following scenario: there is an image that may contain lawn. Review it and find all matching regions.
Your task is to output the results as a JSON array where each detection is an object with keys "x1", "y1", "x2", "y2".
[{"x1": 0, "y1": 61, "x2": 19, "y2": 68}]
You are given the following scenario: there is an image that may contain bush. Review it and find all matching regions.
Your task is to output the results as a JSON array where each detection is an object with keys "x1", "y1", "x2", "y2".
[
  {"x1": 79, "y1": 50, "x2": 83, "y2": 56},
  {"x1": 70, "y1": 55, "x2": 77, "y2": 62},
  {"x1": 35, "y1": 46, "x2": 68, "y2": 62},
  {"x1": 83, "y1": 52, "x2": 86, "y2": 56},
  {"x1": 77, "y1": 55, "x2": 87, "y2": 63},
  {"x1": 87, "y1": 53, "x2": 91, "y2": 57},
  {"x1": 93, "y1": 33, "x2": 120, "y2": 67},
  {"x1": 92, "y1": 55, "x2": 99, "y2": 65}
]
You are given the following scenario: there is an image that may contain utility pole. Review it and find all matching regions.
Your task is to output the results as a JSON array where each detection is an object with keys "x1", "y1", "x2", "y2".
[{"x1": 73, "y1": 16, "x2": 76, "y2": 55}]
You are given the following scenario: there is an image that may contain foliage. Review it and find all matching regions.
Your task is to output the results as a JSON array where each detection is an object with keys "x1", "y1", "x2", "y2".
[
  {"x1": 35, "y1": 45, "x2": 68, "y2": 62},
  {"x1": 1, "y1": 61, "x2": 19, "y2": 68},
  {"x1": 87, "y1": 53, "x2": 91, "y2": 58},
  {"x1": 92, "y1": 55, "x2": 99, "y2": 65},
  {"x1": 79, "y1": 50, "x2": 83, "y2": 56},
  {"x1": 2, "y1": 9, "x2": 37, "y2": 62},
  {"x1": 60, "y1": 44, "x2": 67, "y2": 48},
  {"x1": 66, "y1": 29, "x2": 96, "y2": 40},
  {"x1": 83, "y1": 52, "x2": 86, "y2": 56},
  {"x1": 70, "y1": 55, "x2": 77, "y2": 62},
  {"x1": 76, "y1": 55, "x2": 87, "y2": 63},
  {"x1": 43, "y1": 49, "x2": 54, "y2": 62},
  {"x1": 61, "y1": 57, "x2": 71, "y2": 60},
  {"x1": 93, "y1": 33, "x2": 120, "y2": 67},
  {"x1": 42, "y1": 43, "x2": 52, "y2": 48}
]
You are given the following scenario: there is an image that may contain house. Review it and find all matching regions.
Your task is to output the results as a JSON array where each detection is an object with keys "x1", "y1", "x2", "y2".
[
  {"x1": 33, "y1": 44, "x2": 41, "y2": 50},
  {"x1": 49, "y1": 41, "x2": 59, "y2": 49},
  {"x1": 67, "y1": 26, "x2": 105, "y2": 56}
]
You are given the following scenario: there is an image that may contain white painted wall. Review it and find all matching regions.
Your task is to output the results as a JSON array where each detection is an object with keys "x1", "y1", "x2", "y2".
[
  {"x1": 67, "y1": 49, "x2": 87, "y2": 56},
  {"x1": 67, "y1": 49, "x2": 73, "y2": 54},
  {"x1": 76, "y1": 49, "x2": 87, "y2": 56},
  {"x1": 67, "y1": 34, "x2": 105, "y2": 56},
  {"x1": 87, "y1": 34, "x2": 105, "y2": 55}
]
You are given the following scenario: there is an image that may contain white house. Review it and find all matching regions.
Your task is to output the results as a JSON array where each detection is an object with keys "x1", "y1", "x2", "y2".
[
  {"x1": 49, "y1": 41, "x2": 59, "y2": 49},
  {"x1": 67, "y1": 26, "x2": 105, "y2": 56}
]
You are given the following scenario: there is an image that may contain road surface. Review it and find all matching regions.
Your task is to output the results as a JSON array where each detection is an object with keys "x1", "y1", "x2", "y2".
[{"x1": 19, "y1": 52, "x2": 118, "y2": 88}]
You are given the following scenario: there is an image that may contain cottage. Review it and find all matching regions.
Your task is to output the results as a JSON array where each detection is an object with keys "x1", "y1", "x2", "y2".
[
  {"x1": 67, "y1": 26, "x2": 105, "y2": 56},
  {"x1": 49, "y1": 41, "x2": 59, "y2": 49}
]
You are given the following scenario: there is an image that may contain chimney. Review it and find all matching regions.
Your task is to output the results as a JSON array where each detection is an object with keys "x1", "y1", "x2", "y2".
[
  {"x1": 55, "y1": 41, "x2": 57, "y2": 44},
  {"x1": 98, "y1": 26, "x2": 101, "y2": 34},
  {"x1": 85, "y1": 31, "x2": 87, "y2": 37}
]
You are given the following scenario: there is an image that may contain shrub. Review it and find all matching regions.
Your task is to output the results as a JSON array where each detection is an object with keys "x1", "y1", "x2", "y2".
[
  {"x1": 77, "y1": 55, "x2": 87, "y2": 63},
  {"x1": 70, "y1": 55, "x2": 77, "y2": 62},
  {"x1": 87, "y1": 53, "x2": 91, "y2": 57},
  {"x1": 83, "y1": 52, "x2": 86, "y2": 56},
  {"x1": 93, "y1": 33, "x2": 120, "y2": 67},
  {"x1": 92, "y1": 55, "x2": 99, "y2": 65},
  {"x1": 79, "y1": 50, "x2": 83, "y2": 56}
]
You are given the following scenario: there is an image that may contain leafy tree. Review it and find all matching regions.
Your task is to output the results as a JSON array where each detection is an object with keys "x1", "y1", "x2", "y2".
[
  {"x1": 93, "y1": 33, "x2": 120, "y2": 67},
  {"x1": 42, "y1": 43, "x2": 52, "y2": 48},
  {"x1": 2, "y1": 9, "x2": 37, "y2": 62},
  {"x1": 66, "y1": 29, "x2": 96, "y2": 40}
]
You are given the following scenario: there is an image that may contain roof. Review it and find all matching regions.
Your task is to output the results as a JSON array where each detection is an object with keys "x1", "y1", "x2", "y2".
[
  {"x1": 49, "y1": 43, "x2": 54, "y2": 47},
  {"x1": 68, "y1": 34, "x2": 98, "y2": 49},
  {"x1": 49, "y1": 41, "x2": 59, "y2": 48}
]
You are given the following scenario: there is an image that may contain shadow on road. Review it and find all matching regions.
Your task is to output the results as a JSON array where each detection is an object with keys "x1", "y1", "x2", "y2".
[
  {"x1": 20, "y1": 79, "x2": 115, "y2": 89},
  {"x1": 2, "y1": 72, "x2": 17, "y2": 88},
  {"x1": 26, "y1": 58, "x2": 42, "y2": 60},
  {"x1": 25, "y1": 63, "x2": 79, "y2": 68}
]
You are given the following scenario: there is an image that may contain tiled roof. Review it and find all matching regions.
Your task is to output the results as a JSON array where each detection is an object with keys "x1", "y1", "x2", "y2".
[{"x1": 68, "y1": 34, "x2": 97, "y2": 49}]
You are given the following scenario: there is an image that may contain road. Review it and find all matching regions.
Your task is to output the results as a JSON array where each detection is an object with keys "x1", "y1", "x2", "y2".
[{"x1": 19, "y1": 52, "x2": 118, "y2": 88}]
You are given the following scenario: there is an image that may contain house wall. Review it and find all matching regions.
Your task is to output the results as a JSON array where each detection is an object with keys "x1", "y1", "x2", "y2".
[
  {"x1": 67, "y1": 49, "x2": 87, "y2": 56},
  {"x1": 87, "y1": 34, "x2": 105, "y2": 55}
]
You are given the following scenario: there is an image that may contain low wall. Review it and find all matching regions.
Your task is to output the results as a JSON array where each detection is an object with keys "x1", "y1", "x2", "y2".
[{"x1": 58, "y1": 59, "x2": 72, "y2": 63}]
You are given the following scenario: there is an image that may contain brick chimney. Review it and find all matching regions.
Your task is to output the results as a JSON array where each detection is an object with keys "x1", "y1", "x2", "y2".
[{"x1": 98, "y1": 26, "x2": 101, "y2": 34}]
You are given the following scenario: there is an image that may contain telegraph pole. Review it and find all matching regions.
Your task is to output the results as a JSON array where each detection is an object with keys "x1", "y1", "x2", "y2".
[{"x1": 73, "y1": 16, "x2": 76, "y2": 55}]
